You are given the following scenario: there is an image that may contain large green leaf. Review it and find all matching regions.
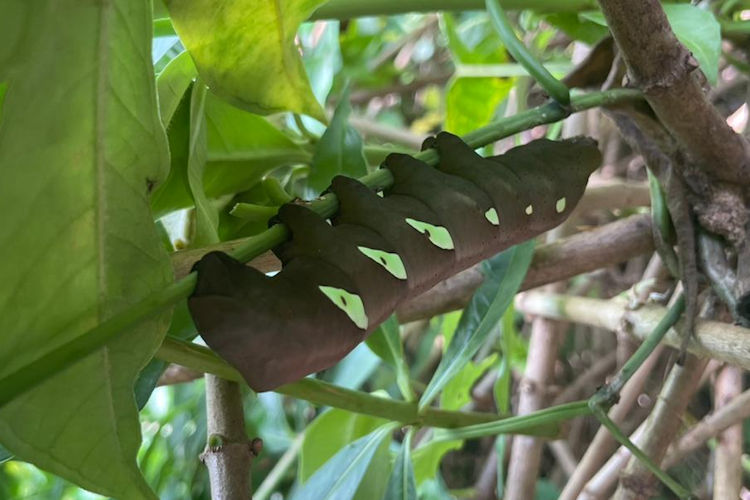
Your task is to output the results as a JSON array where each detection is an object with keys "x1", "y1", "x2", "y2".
[
  {"x1": 300, "y1": 408, "x2": 387, "y2": 482},
  {"x1": 420, "y1": 241, "x2": 535, "y2": 409},
  {"x1": 0, "y1": 1, "x2": 171, "y2": 498},
  {"x1": 165, "y1": 0, "x2": 327, "y2": 121},
  {"x1": 305, "y1": 86, "x2": 368, "y2": 197},
  {"x1": 581, "y1": 4, "x2": 720, "y2": 84},
  {"x1": 292, "y1": 424, "x2": 395, "y2": 500}
]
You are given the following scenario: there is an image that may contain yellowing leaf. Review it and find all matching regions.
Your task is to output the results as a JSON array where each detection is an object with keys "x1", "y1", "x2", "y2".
[{"x1": 166, "y1": 0, "x2": 327, "y2": 121}]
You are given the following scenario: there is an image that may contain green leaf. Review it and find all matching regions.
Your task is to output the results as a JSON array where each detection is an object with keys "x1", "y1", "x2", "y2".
[
  {"x1": 581, "y1": 5, "x2": 720, "y2": 84},
  {"x1": 293, "y1": 424, "x2": 396, "y2": 500},
  {"x1": 445, "y1": 77, "x2": 514, "y2": 136},
  {"x1": 151, "y1": 92, "x2": 309, "y2": 216},
  {"x1": 383, "y1": 430, "x2": 416, "y2": 500},
  {"x1": 365, "y1": 316, "x2": 415, "y2": 401},
  {"x1": 0, "y1": 1, "x2": 172, "y2": 498},
  {"x1": 440, "y1": 354, "x2": 498, "y2": 411},
  {"x1": 186, "y1": 82, "x2": 219, "y2": 246},
  {"x1": 156, "y1": 50, "x2": 197, "y2": 127},
  {"x1": 545, "y1": 13, "x2": 608, "y2": 45},
  {"x1": 412, "y1": 440, "x2": 463, "y2": 486},
  {"x1": 420, "y1": 240, "x2": 535, "y2": 409},
  {"x1": 165, "y1": 0, "x2": 327, "y2": 121},
  {"x1": 300, "y1": 408, "x2": 388, "y2": 482},
  {"x1": 305, "y1": 86, "x2": 368, "y2": 197}
]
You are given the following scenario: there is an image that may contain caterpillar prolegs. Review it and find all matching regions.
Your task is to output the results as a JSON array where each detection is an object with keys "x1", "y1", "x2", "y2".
[{"x1": 188, "y1": 132, "x2": 601, "y2": 391}]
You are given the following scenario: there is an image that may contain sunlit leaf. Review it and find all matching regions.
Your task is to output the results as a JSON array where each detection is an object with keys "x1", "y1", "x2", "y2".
[{"x1": 165, "y1": 0, "x2": 327, "y2": 120}]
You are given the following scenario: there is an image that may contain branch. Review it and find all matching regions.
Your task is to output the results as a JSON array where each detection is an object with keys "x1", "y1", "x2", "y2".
[
  {"x1": 598, "y1": 0, "x2": 750, "y2": 185},
  {"x1": 201, "y1": 375, "x2": 257, "y2": 500},
  {"x1": 515, "y1": 292, "x2": 750, "y2": 370}
]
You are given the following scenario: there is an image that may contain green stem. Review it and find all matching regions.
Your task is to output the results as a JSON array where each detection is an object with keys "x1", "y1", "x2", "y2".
[
  {"x1": 590, "y1": 405, "x2": 692, "y2": 499},
  {"x1": 432, "y1": 400, "x2": 591, "y2": 441},
  {"x1": 590, "y1": 294, "x2": 685, "y2": 409},
  {"x1": 485, "y1": 0, "x2": 570, "y2": 105},
  {"x1": 310, "y1": 0, "x2": 598, "y2": 19},
  {"x1": 0, "y1": 88, "x2": 643, "y2": 409},
  {"x1": 156, "y1": 337, "x2": 559, "y2": 435}
]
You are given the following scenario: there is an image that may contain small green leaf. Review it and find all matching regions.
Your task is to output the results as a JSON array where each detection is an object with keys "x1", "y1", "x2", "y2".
[
  {"x1": 365, "y1": 316, "x2": 415, "y2": 401},
  {"x1": 383, "y1": 430, "x2": 416, "y2": 500},
  {"x1": 412, "y1": 440, "x2": 463, "y2": 486},
  {"x1": 165, "y1": 0, "x2": 326, "y2": 120},
  {"x1": 440, "y1": 354, "x2": 498, "y2": 411},
  {"x1": 306, "y1": 86, "x2": 368, "y2": 197},
  {"x1": 293, "y1": 424, "x2": 396, "y2": 500},
  {"x1": 300, "y1": 409, "x2": 388, "y2": 481},
  {"x1": 581, "y1": 5, "x2": 720, "y2": 84},
  {"x1": 420, "y1": 240, "x2": 535, "y2": 409},
  {"x1": 445, "y1": 77, "x2": 514, "y2": 136}
]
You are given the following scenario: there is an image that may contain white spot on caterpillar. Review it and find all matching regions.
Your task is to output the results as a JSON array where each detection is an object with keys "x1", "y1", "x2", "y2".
[
  {"x1": 357, "y1": 246, "x2": 407, "y2": 280},
  {"x1": 525, "y1": 204, "x2": 533, "y2": 215},
  {"x1": 484, "y1": 208, "x2": 499, "y2": 226},
  {"x1": 556, "y1": 197, "x2": 567, "y2": 213},
  {"x1": 404, "y1": 218, "x2": 455, "y2": 250},
  {"x1": 318, "y1": 286, "x2": 368, "y2": 330}
]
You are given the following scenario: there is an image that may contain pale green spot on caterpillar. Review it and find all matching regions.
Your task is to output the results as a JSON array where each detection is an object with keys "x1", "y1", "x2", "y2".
[
  {"x1": 525, "y1": 204, "x2": 533, "y2": 215},
  {"x1": 357, "y1": 246, "x2": 407, "y2": 280},
  {"x1": 405, "y1": 218, "x2": 455, "y2": 250},
  {"x1": 318, "y1": 286, "x2": 368, "y2": 330},
  {"x1": 556, "y1": 197, "x2": 567, "y2": 213},
  {"x1": 484, "y1": 208, "x2": 499, "y2": 226}
]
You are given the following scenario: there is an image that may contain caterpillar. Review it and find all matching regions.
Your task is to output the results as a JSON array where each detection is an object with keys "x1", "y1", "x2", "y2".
[{"x1": 188, "y1": 132, "x2": 601, "y2": 391}]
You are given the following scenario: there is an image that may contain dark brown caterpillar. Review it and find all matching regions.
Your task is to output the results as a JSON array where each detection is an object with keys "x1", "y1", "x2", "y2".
[{"x1": 188, "y1": 132, "x2": 601, "y2": 391}]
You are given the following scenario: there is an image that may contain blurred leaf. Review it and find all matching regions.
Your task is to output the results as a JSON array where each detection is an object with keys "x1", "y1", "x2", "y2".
[
  {"x1": 323, "y1": 343, "x2": 382, "y2": 391},
  {"x1": 353, "y1": 434, "x2": 391, "y2": 500},
  {"x1": 0, "y1": 1, "x2": 172, "y2": 497},
  {"x1": 383, "y1": 430, "x2": 416, "y2": 500},
  {"x1": 441, "y1": 14, "x2": 507, "y2": 64},
  {"x1": 156, "y1": 51, "x2": 196, "y2": 128},
  {"x1": 412, "y1": 440, "x2": 462, "y2": 486},
  {"x1": 535, "y1": 479, "x2": 562, "y2": 500},
  {"x1": 445, "y1": 77, "x2": 514, "y2": 135},
  {"x1": 0, "y1": 445, "x2": 11, "y2": 464},
  {"x1": 300, "y1": 21, "x2": 341, "y2": 103},
  {"x1": 366, "y1": 315, "x2": 415, "y2": 401},
  {"x1": 151, "y1": 92, "x2": 309, "y2": 216},
  {"x1": 305, "y1": 86, "x2": 368, "y2": 197},
  {"x1": 300, "y1": 408, "x2": 388, "y2": 481},
  {"x1": 495, "y1": 436, "x2": 507, "y2": 498},
  {"x1": 440, "y1": 354, "x2": 498, "y2": 411},
  {"x1": 292, "y1": 424, "x2": 395, "y2": 500},
  {"x1": 187, "y1": 82, "x2": 219, "y2": 246},
  {"x1": 165, "y1": 0, "x2": 326, "y2": 120},
  {"x1": 420, "y1": 241, "x2": 535, "y2": 409},
  {"x1": 545, "y1": 13, "x2": 608, "y2": 45},
  {"x1": 581, "y1": 4, "x2": 720, "y2": 84}
]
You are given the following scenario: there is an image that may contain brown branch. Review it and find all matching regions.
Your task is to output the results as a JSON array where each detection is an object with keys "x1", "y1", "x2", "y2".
[
  {"x1": 397, "y1": 213, "x2": 654, "y2": 322},
  {"x1": 201, "y1": 375, "x2": 258, "y2": 500},
  {"x1": 711, "y1": 365, "x2": 743, "y2": 500},
  {"x1": 598, "y1": 0, "x2": 750, "y2": 185}
]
